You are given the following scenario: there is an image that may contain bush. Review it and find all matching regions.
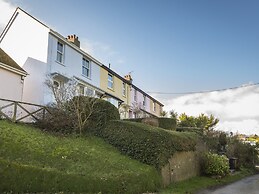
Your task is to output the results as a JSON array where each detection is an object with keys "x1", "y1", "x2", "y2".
[
  {"x1": 202, "y1": 152, "x2": 229, "y2": 177},
  {"x1": 88, "y1": 98, "x2": 120, "y2": 130},
  {"x1": 125, "y1": 118, "x2": 176, "y2": 130},
  {"x1": 37, "y1": 97, "x2": 120, "y2": 135},
  {"x1": 142, "y1": 118, "x2": 159, "y2": 127},
  {"x1": 227, "y1": 138, "x2": 258, "y2": 169},
  {"x1": 36, "y1": 107, "x2": 76, "y2": 134},
  {"x1": 176, "y1": 127, "x2": 203, "y2": 135},
  {"x1": 158, "y1": 118, "x2": 176, "y2": 130},
  {"x1": 98, "y1": 120, "x2": 197, "y2": 169}
]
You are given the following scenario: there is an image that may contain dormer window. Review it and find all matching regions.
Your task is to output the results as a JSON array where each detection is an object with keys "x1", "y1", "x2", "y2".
[{"x1": 56, "y1": 42, "x2": 64, "y2": 64}]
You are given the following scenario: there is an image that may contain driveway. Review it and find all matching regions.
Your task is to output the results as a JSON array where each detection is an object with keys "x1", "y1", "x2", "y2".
[{"x1": 198, "y1": 174, "x2": 259, "y2": 194}]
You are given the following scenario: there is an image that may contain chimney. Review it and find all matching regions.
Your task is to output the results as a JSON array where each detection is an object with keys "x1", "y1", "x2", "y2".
[
  {"x1": 67, "y1": 34, "x2": 80, "y2": 47},
  {"x1": 124, "y1": 74, "x2": 133, "y2": 84}
]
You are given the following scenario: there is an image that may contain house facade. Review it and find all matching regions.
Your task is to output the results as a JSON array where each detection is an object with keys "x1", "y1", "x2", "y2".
[
  {"x1": 0, "y1": 7, "x2": 163, "y2": 118},
  {"x1": 0, "y1": 48, "x2": 27, "y2": 101},
  {"x1": 100, "y1": 65, "x2": 131, "y2": 118},
  {"x1": 0, "y1": 8, "x2": 103, "y2": 105},
  {"x1": 129, "y1": 84, "x2": 163, "y2": 118}
]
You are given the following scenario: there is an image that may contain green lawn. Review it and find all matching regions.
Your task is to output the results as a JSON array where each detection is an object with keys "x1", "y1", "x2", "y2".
[
  {"x1": 0, "y1": 120, "x2": 161, "y2": 193},
  {"x1": 159, "y1": 168, "x2": 254, "y2": 194}
]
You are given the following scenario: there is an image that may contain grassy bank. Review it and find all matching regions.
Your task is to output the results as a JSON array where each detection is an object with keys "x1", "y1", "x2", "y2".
[
  {"x1": 159, "y1": 168, "x2": 255, "y2": 194},
  {"x1": 0, "y1": 120, "x2": 161, "y2": 193}
]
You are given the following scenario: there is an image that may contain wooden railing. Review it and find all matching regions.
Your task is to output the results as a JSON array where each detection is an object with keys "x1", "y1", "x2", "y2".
[{"x1": 0, "y1": 98, "x2": 50, "y2": 123}]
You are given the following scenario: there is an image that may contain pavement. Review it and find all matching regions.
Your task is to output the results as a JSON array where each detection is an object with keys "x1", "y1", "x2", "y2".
[{"x1": 197, "y1": 174, "x2": 259, "y2": 194}]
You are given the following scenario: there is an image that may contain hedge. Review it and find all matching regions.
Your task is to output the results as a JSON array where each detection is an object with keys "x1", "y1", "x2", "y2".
[
  {"x1": 158, "y1": 118, "x2": 176, "y2": 130},
  {"x1": 176, "y1": 127, "x2": 203, "y2": 135},
  {"x1": 99, "y1": 121, "x2": 197, "y2": 169},
  {"x1": 125, "y1": 118, "x2": 177, "y2": 131}
]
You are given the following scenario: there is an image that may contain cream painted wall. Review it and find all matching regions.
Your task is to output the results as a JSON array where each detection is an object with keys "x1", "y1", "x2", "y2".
[
  {"x1": 0, "y1": 68, "x2": 24, "y2": 101},
  {"x1": 150, "y1": 100, "x2": 162, "y2": 117},
  {"x1": 100, "y1": 68, "x2": 129, "y2": 105}
]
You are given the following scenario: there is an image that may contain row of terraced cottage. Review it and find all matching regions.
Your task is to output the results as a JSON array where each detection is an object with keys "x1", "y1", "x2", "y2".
[{"x1": 0, "y1": 7, "x2": 163, "y2": 119}]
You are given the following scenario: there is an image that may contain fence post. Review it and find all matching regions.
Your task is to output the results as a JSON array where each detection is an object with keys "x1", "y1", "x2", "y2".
[
  {"x1": 42, "y1": 108, "x2": 46, "y2": 120},
  {"x1": 13, "y1": 102, "x2": 17, "y2": 122}
]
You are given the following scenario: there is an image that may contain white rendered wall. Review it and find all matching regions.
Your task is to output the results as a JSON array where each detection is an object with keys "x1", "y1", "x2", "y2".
[
  {"x1": 0, "y1": 9, "x2": 50, "y2": 105},
  {"x1": 47, "y1": 35, "x2": 100, "y2": 89},
  {"x1": 0, "y1": 68, "x2": 24, "y2": 101},
  {"x1": 0, "y1": 9, "x2": 50, "y2": 66}
]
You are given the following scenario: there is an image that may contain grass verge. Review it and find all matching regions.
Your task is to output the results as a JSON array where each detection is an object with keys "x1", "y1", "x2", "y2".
[
  {"x1": 159, "y1": 168, "x2": 255, "y2": 194},
  {"x1": 0, "y1": 120, "x2": 161, "y2": 193}
]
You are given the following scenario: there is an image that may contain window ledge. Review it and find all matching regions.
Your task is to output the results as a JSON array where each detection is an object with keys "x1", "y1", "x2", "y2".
[
  {"x1": 55, "y1": 60, "x2": 65, "y2": 66},
  {"x1": 81, "y1": 74, "x2": 91, "y2": 80},
  {"x1": 108, "y1": 87, "x2": 114, "y2": 92}
]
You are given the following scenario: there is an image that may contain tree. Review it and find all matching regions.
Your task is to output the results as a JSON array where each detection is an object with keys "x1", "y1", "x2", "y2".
[
  {"x1": 169, "y1": 110, "x2": 178, "y2": 120},
  {"x1": 177, "y1": 113, "x2": 219, "y2": 134},
  {"x1": 44, "y1": 76, "x2": 99, "y2": 135},
  {"x1": 160, "y1": 110, "x2": 167, "y2": 117}
]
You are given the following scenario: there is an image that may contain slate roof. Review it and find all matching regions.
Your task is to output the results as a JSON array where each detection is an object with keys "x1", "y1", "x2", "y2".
[{"x1": 0, "y1": 48, "x2": 26, "y2": 73}]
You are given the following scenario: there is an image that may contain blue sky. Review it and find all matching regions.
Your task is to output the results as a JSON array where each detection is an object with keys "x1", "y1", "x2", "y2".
[{"x1": 1, "y1": 0, "x2": 259, "y2": 134}]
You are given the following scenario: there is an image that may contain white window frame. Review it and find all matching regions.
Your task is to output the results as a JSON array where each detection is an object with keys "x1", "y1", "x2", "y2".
[
  {"x1": 56, "y1": 41, "x2": 64, "y2": 64},
  {"x1": 153, "y1": 101, "x2": 156, "y2": 112},
  {"x1": 79, "y1": 85, "x2": 84, "y2": 96},
  {"x1": 53, "y1": 80, "x2": 60, "y2": 89},
  {"x1": 108, "y1": 74, "x2": 113, "y2": 89},
  {"x1": 85, "y1": 87, "x2": 95, "y2": 97},
  {"x1": 134, "y1": 89, "x2": 137, "y2": 101},
  {"x1": 122, "y1": 82, "x2": 126, "y2": 96},
  {"x1": 82, "y1": 58, "x2": 91, "y2": 78},
  {"x1": 143, "y1": 95, "x2": 146, "y2": 107}
]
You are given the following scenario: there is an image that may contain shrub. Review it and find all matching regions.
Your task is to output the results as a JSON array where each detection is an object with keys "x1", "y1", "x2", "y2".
[
  {"x1": 142, "y1": 118, "x2": 159, "y2": 127},
  {"x1": 125, "y1": 118, "x2": 177, "y2": 131},
  {"x1": 227, "y1": 138, "x2": 258, "y2": 169},
  {"x1": 36, "y1": 107, "x2": 76, "y2": 134},
  {"x1": 202, "y1": 152, "x2": 229, "y2": 177},
  {"x1": 158, "y1": 118, "x2": 176, "y2": 130},
  {"x1": 99, "y1": 120, "x2": 197, "y2": 169},
  {"x1": 37, "y1": 97, "x2": 120, "y2": 135},
  {"x1": 176, "y1": 127, "x2": 203, "y2": 135},
  {"x1": 87, "y1": 98, "x2": 120, "y2": 132}
]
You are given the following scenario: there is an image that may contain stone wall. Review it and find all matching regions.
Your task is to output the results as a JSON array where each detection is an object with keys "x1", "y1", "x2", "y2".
[{"x1": 161, "y1": 151, "x2": 201, "y2": 187}]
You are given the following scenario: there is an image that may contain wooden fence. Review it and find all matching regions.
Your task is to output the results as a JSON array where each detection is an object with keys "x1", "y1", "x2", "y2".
[{"x1": 0, "y1": 98, "x2": 50, "y2": 123}]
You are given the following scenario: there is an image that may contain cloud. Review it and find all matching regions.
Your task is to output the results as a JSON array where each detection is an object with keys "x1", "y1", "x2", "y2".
[
  {"x1": 80, "y1": 38, "x2": 123, "y2": 66},
  {"x1": 162, "y1": 84, "x2": 259, "y2": 135},
  {"x1": 0, "y1": 0, "x2": 16, "y2": 32}
]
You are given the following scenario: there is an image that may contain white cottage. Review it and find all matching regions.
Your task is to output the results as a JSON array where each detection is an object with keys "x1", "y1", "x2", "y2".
[
  {"x1": 0, "y1": 48, "x2": 27, "y2": 101},
  {"x1": 0, "y1": 7, "x2": 104, "y2": 105}
]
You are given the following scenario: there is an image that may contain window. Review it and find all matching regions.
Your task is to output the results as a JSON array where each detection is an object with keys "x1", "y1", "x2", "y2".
[
  {"x1": 134, "y1": 89, "x2": 137, "y2": 101},
  {"x1": 108, "y1": 74, "x2": 113, "y2": 89},
  {"x1": 122, "y1": 83, "x2": 126, "y2": 96},
  {"x1": 153, "y1": 101, "x2": 156, "y2": 112},
  {"x1": 85, "y1": 88, "x2": 94, "y2": 96},
  {"x1": 79, "y1": 85, "x2": 84, "y2": 96},
  {"x1": 56, "y1": 42, "x2": 64, "y2": 63},
  {"x1": 53, "y1": 80, "x2": 60, "y2": 89},
  {"x1": 82, "y1": 58, "x2": 90, "y2": 78},
  {"x1": 143, "y1": 95, "x2": 146, "y2": 107}
]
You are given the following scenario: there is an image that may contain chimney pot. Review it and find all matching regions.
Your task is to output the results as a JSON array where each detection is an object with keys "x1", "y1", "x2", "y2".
[{"x1": 67, "y1": 34, "x2": 80, "y2": 48}]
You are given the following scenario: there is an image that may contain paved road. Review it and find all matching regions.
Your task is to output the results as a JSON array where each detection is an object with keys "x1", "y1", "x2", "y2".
[{"x1": 198, "y1": 174, "x2": 259, "y2": 194}]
